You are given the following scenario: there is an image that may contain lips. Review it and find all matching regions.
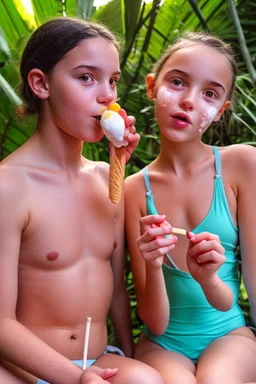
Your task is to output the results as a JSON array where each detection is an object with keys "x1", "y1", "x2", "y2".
[{"x1": 171, "y1": 112, "x2": 192, "y2": 125}]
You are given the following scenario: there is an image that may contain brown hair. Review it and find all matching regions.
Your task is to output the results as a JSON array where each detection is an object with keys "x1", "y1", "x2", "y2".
[
  {"x1": 17, "y1": 17, "x2": 120, "y2": 117},
  {"x1": 152, "y1": 31, "x2": 237, "y2": 101}
]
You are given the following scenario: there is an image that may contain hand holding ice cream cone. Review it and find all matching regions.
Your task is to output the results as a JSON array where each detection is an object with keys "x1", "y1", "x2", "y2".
[{"x1": 100, "y1": 103, "x2": 139, "y2": 204}]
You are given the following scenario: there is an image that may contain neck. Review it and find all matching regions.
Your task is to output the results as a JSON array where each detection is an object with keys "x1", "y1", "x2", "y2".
[
  {"x1": 30, "y1": 114, "x2": 84, "y2": 174},
  {"x1": 157, "y1": 136, "x2": 212, "y2": 174}
]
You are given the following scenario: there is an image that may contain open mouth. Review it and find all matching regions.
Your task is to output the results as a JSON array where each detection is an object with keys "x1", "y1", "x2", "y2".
[
  {"x1": 174, "y1": 115, "x2": 188, "y2": 122},
  {"x1": 93, "y1": 115, "x2": 102, "y2": 121},
  {"x1": 172, "y1": 113, "x2": 191, "y2": 124}
]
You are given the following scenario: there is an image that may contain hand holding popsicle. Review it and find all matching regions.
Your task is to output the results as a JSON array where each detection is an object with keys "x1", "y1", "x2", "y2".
[{"x1": 136, "y1": 215, "x2": 179, "y2": 269}]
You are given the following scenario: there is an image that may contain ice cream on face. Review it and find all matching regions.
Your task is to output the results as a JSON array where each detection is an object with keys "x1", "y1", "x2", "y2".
[
  {"x1": 156, "y1": 86, "x2": 172, "y2": 107},
  {"x1": 200, "y1": 106, "x2": 217, "y2": 129},
  {"x1": 100, "y1": 108, "x2": 128, "y2": 148}
]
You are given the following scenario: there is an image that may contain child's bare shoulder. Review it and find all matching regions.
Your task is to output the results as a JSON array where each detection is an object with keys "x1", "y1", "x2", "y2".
[
  {"x1": 125, "y1": 168, "x2": 145, "y2": 193},
  {"x1": 221, "y1": 144, "x2": 256, "y2": 167},
  {"x1": 0, "y1": 157, "x2": 28, "y2": 194},
  {"x1": 220, "y1": 144, "x2": 256, "y2": 185}
]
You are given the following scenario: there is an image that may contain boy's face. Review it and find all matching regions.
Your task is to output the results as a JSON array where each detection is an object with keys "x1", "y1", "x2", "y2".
[
  {"x1": 147, "y1": 43, "x2": 232, "y2": 142},
  {"x1": 45, "y1": 36, "x2": 120, "y2": 143}
]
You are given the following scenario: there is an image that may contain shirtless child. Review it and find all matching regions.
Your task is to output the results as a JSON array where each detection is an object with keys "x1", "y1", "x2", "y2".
[{"x1": 0, "y1": 17, "x2": 164, "y2": 384}]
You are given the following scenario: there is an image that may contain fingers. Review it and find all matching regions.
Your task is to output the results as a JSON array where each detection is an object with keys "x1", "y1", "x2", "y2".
[
  {"x1": 100, "y1": 368, "x2": 118, "y2": 379},
  {"x1": 118, "y1": 108, "x2": 127, "y2": 121},
  {"x1": 192, "y1": 249, "x2": 226, "y2": 265},
  {"x1": 119, "y1": 109, "x2": 136, "y2": 129},
  {"x1": 139, "y1": 214, "x2": 168, "y2": 232},
  {"x1": 188, "y1": 232, "x2": 225, "y2": 268},
  {"x1": 137, "y1": 238, "x2": 176, "y2": 264},
  {"x1": 122, "y1": 113, "x2": 139, "y2": 162},
  {"x1": 84, "y1": 366, "x2": 118, "y2": 380},
  {"x1": 187, "y1": 231, "x2": 221, "y2": 244},
  {"x1": 189, "y1": 238, "x2": 225, "y2": 256},
  {"x1": 137, "y1": 215, "x2": 177, "y2": 265}
]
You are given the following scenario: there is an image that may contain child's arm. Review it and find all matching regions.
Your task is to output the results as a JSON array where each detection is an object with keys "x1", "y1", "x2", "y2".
[
  {"x1": 125, "y1": 174, "x2": 177, "y2": 335},
  {"x1": 186, "y1": 231, "x2": 233, "y2": 311},
  {"x1": 109, "y1": 198, "x2": 134, "y2": 357},
  {"x1": 0, "y1": 172, "x2": 83, "y2": 384},
  {"x1": 235, "y1": 145, "x2": 256, "y2": 325}
]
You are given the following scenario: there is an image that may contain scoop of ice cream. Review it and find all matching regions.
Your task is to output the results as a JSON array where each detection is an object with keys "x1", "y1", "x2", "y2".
[{"x1": 100, "y1": 110, "x2": 128, "y2": 148}]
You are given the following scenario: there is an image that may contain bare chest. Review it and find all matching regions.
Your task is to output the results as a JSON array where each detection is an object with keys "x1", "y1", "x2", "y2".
[{"x1": 20, "y1": 176, "x2": 116, "y2": 269}]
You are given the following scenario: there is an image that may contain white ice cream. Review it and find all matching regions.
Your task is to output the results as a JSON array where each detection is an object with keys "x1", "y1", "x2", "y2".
[
  {"x1": 100, "y1": 110, "x2": 128, "y2": 148},
  {"x1": 156, "y1": 86, "x2": 172, "y2": 107},
  {"x1": 200, "y1": 106, "x2": 217, "y2": 129}
]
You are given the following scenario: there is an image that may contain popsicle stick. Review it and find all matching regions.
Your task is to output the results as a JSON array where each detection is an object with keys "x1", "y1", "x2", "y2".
[
  {"x1": 172, "y1": 227, "x2": 186, "y2": 235},
  {"x1": 82, "y1": 317, "x2": 91, "y2": 370}
]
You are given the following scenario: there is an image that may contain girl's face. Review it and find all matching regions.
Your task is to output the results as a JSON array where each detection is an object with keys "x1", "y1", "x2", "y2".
[
  {"x1": 44, "y1": 36, "x2": 120, "y2": 142},
  {"x1": 147, "y1": 43, "x2": 232, "y2": 142}
]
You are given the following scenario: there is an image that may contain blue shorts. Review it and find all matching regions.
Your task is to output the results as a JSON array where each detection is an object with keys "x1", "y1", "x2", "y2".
[
  {"x1": 36, "y1": 345, "x2": 124, "y2": 384},
  {"x1": 37, "y1": 359, "x2": 95, "y2": 384}
]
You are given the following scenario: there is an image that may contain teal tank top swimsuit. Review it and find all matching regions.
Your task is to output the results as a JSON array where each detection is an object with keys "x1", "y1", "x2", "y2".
[{"x1": 142, "y1": 146, "x2": 245, "y2": 363}]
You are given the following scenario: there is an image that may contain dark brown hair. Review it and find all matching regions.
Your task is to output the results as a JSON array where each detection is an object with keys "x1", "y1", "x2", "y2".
[
  {"x1": 152, "y1": 31, "x2": 237, "y2": 101},
  {"x1": 17, "y1": 17, "x2": 120, "y2": 117}
]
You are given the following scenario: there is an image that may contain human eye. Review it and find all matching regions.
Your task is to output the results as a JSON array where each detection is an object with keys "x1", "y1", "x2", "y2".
[
  {"x1": 79, "y1": 73, "x2": 94, "y2": 83},
  {"x1": 170, "y1": 78, "x2": 184, "y2": 87},
  {"x1": 109, "y1": 77, "x2": 119, "y2": 87},
  {"x1": 204, "y1": 90, "x2": 218, "y2": 99}
]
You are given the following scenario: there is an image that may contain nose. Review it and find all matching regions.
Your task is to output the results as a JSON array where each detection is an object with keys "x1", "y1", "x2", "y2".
[
  {"x1": 97, "y1": 83, "x2": 115, "y2": 105},
  {"x1": 180, "y1": 94, "x2": 196, "y2": 111}
]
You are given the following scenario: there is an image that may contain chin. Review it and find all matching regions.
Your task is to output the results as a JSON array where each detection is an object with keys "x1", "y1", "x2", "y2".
[{"x1": 85, "y1": 134, "x2": 105, "y2": 143}]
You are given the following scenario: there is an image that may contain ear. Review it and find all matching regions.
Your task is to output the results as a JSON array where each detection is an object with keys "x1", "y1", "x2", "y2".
[
  {"x1": 27, "y1": 69, "x2": 49, "y2": 100},
  {"x1": 146, "y1": 73, "x2": 156, "y2": 100},
  {"x1": 213, "y1": 100, "x2": 231, "y2": 122}
]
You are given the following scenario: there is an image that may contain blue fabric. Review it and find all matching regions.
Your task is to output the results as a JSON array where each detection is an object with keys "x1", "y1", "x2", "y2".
[
  {"x1": 37, "y1": 359, "x2": 95, "y2": 383},
  {"x1": 142, "y1": 146, "x2": 245, "y2": 362}
]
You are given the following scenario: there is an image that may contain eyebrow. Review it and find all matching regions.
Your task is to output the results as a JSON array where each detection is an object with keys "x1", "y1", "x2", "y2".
[
  {"x1": 73, "y1": 64, "x2": 121, "y2": 76},
  {"x1": 166, "y1": 69, "x2": 226, "y2": 93}
]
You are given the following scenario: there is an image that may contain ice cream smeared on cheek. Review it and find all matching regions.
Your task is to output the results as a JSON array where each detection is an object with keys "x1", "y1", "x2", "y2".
[
  {"x1": 156, "y1": 86, "x2": 172, "y2": 107},
  {"x1": 200, "y1": 106, "x2": 217, "y2": 130}
]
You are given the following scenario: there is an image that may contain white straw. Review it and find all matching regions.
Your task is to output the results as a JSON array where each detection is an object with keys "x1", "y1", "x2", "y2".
[{"x1": 82, "y1": 317, "x2": 91, "y2": 370}]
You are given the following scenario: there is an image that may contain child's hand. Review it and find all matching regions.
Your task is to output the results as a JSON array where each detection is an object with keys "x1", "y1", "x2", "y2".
[
  {"x1": 186, "y1": 231, "x2": 225, "y2": 287},
  {"x1": 79, "y1": 366, "x2": 118, "y2": 383},
  {"x1": 136, "y1": 214, "x2": 178, "y2": 269},
  {"x1": 119, "y1": 109, "x2": 140, "y2": 163}
]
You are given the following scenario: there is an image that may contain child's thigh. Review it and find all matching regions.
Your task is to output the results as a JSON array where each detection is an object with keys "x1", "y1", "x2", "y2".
[
  {"x1": 196, "y1": 334, "x2": 256, "y2": 384},
  {"x1": 136, "y1": 347, "x2": 196, "y2": 384},
  {"x1": 94, "y1": 353, "x2": 164, "y2": 384}
]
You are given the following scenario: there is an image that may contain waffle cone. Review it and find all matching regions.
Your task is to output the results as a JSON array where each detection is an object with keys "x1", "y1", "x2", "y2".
[{"x1": 109, "y1": 146, "x2": 126, "y2": 204}]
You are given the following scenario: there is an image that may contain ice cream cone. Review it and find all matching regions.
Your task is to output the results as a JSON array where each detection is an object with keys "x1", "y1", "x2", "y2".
[{"x1": 109, "y1": 146, "x2": 126, "y2": 204}]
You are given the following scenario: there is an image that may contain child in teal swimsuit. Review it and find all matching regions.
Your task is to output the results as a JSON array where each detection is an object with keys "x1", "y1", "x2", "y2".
[{"x1": 125, "y1": 32, "x2": 256, "y2": 383}]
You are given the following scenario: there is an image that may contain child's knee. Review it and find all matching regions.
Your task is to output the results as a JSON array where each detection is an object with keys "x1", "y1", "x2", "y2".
[{"x1": 122, "y1": 362, "x2": 164, "y2": 384}]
